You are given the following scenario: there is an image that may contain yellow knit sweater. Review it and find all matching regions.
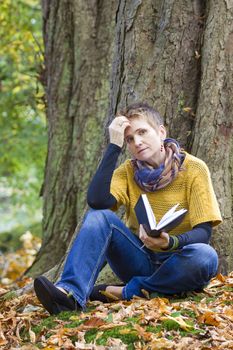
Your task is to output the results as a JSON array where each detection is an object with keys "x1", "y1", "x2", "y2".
[{"x1": 110, "y1": 152, "x2": 222, "y2": 237}]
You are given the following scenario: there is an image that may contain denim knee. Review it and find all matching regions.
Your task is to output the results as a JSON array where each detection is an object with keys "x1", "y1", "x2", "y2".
[
  {"x1": 183, "y1": 243, "x2": 218, "y2": 279},
  {"x1": 84, "y1": 208, "x2": 115, "y2": 228}
]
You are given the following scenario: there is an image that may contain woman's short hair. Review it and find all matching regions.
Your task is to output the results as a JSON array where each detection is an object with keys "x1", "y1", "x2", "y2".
[{"x1": 118, "y1": 102, "x2": 163, "y2": 130}]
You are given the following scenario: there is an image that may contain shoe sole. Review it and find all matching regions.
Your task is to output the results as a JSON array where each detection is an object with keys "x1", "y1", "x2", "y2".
[{"x1": 34, "y1": 276, "x2": 69, "y2": 315}]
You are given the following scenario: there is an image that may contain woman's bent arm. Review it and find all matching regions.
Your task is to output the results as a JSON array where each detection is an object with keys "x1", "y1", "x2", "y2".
[{"x1": 87, "y1": 144, "x2": 121, "y2": 209}]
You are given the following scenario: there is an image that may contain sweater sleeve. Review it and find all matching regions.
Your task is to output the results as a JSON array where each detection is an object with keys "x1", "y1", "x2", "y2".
[
  {"x1": 167, "y1": 222, "x2": 212, "y2": 250},
  {"x1": 187, "y1": 159, "x2": 222, "y2": 227},
  {"x1": 87, "y1": 143, "x2": 121, "y2": 209}
]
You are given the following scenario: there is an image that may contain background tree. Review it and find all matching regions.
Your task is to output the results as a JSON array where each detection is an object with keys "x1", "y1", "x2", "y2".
[{"x1": 29, "y1": 0, "x2": 233, "y2": 276}]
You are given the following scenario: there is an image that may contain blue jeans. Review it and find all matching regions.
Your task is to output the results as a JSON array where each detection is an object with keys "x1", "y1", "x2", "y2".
[{"x1": 56, "y1": 209, "x2": 218, "y2": 308}]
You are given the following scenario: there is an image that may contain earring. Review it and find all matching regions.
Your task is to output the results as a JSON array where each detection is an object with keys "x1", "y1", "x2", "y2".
[{"x1": 160, "y1": 139, "x2": 164, "y2": 152}]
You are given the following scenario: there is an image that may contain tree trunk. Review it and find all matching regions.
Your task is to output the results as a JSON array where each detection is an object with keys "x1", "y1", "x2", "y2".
[
  {"x1": 29, "y1": 0, "x2": 233, "y2": 277},
  {"x1": 29, "y1": 0, "x2": 118, "y2": 275},
  {"x1": 191, "y1": 0, "x2": 233, "y2": 273}
]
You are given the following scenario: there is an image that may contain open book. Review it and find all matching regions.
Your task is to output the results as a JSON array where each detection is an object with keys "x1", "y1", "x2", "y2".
[{"x1": 134, "y1": 194, "x2": 187, "y2": 237}]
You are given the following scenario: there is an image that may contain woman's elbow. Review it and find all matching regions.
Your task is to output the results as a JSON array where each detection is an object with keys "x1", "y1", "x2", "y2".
[{"x1": 87, "y1": 193, "x2": 116, "y2": 210}]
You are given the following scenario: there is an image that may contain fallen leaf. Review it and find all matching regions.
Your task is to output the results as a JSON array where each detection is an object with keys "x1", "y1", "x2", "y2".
[
  {"x1": 106, "y1": 337, "x2": 128, "y2": 349},
  {"x1": 133, "y1": 323, "x2": 152, "y2": 341},
  {"x1": 217, "y1": 273, "x2": 226, "y2": 282},
  {"x1": 145, "y1": 336, "x2": 175, "y2": 349},
  {"x1": 198, "y1": 310, "x2": 221, "y2": 326},
  {"x1": 99, "y1": 290, "x2": 119, "y2": 301},
  {"x1": 0, "y1": 287, "x2": 8, "y2": 296},
  {"x1": 29, "y1": 326, "x2": 36, "y2": 343},
  {"x1": 223, "y1": 306, "x2": 233, "y2": 321},
  {"x1": 183, "y1": 107, "x2": 192, "y2": 113},
  {"x1": 141, "y1": 289, "x2": 150, "y2": 299},
  {"x1": 0, "y1": 324, "x2": 8, "y2": 346},
  {"x1": 83, "y1": 317, "x2": 106, "y2": 328},
  {"x1": 160, "y1": 315, "x2": 193, "y2": 331}
]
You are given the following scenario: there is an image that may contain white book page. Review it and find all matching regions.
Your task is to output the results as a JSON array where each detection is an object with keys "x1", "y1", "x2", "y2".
[
  {"x1": 156, "y1": 208, "x2": 187, "y2": 231},
  {"x1": 159, "y1": 203, "x2": 180, "y2": 224},
  {"x1": 142, "y1": 194, "x2": 157, "y2": 228}
]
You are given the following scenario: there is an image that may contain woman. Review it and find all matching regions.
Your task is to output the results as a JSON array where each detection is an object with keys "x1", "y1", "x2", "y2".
[{"x1": 34, "y1": 103, "x2": 222, "y2": 315}]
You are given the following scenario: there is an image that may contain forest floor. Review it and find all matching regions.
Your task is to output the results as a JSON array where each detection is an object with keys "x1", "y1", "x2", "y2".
[{"x1": 0, "y1": 233, "x2": 233, "y2": 350}]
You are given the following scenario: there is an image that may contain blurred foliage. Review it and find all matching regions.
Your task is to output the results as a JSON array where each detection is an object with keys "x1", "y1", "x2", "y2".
[
  {"x1": 0, "y1": 221, "x2": 42, "y2": 253},
  {"x1": 0, "y1": 0, "x2": 46, "y2": 235}
]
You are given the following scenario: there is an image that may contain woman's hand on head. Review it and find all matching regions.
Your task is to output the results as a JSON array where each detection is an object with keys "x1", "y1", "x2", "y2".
[
  {"x1": 109, "y1": 116, "x2": 130, "y2": 147},
  {"x1": 139, "y1": 224, "x2": 170, "y2": 250}
]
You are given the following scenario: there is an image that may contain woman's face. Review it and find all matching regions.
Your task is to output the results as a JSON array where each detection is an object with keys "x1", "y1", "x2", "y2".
[{"x1": 124, "y1": 118, "x2": 166, "y2": 167}]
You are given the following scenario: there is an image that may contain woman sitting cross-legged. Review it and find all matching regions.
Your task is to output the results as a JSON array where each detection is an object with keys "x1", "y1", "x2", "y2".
[{"x1": 34, "y1": 102, "x2": 222, "y2": 315}]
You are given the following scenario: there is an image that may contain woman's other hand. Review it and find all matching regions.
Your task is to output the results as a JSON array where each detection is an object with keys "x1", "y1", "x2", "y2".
[
  {"x1": 139, "y1": 224, "x2": 170, "y2": 250},
  {"x1": 109, "y1": 116, "x2": 130, "y2": 147}
]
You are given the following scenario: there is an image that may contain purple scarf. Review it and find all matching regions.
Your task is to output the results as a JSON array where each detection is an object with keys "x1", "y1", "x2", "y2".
[{"x1": 131, "y1": 138, "x2": 185, "y2": 192}]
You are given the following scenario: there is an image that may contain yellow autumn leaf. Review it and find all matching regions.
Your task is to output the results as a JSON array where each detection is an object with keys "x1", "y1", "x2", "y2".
[
  {"x1": 198, "y1": 310, "x2": 221, "y2": 326},
  {"x1": 99, "y1": 290, "x2": 119, "y2": 301},
  {"x1": 217, "y1": 273, "x2": 227, "y2": 282},
  {"x1": 146, "y1": 336, "x2": 175, "y2": 349},
  {"x1": 149, "y1": 297, "x2": 170, "y2": 313},
  {"x1": 160, "y1": 315, "x2": 193, "y2": 331},
  {"x1": 133, "y1": 323, "x2": 153, "y2": 341},
  {"x1": 119, "y1": 328, "x2": 137, "y2": 335},
  {"x1": 183, "y1": 107, "x2": 192, "y2": 112},
  {"x1": 223, "y1": 307, "x2": 233, "y2": 321}
]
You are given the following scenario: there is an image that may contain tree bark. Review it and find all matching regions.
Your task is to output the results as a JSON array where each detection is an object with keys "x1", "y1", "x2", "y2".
[
  {"x1": 29, "y1": 0, "x2": 233, "y2": 277},
  {"x1": 191, "y1": 0, "x2": 233, "y2": 273},
  {"x1": 29, "y1": 0, "x2": 118, "y2": 275}
]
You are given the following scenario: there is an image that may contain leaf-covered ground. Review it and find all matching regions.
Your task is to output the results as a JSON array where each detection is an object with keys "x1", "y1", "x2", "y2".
[{"x1": 0, "y1": 234, "x2": 233, "y2": 349}]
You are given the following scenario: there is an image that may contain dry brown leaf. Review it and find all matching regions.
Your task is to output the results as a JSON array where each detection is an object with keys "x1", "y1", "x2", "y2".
[
  {"x1": 99, "y1": 289, "x2": 119, "y2": 301},
  {"x1": 0, "y1": 324, "x2": 8, "y2": 346},
  {"x1": 147, "y1": 297, "x2": 171, "y2": 315},
  {"x1": 29, "y1": 326, "x2": 36, "y2": 343},
  {"x1": 83, "y1": 316, "x2": 106, "y2": 328},
  {"x1": 98, "y1": 322, "x2": 127, "y2": 330},
  {"x1": 74, "y1": 342, "x2": 106, "y2": 349},
  {"x1": 174, "y1": 336, "x2": 204, "y2": 350},
  {"x1": 106, "y1": 337, "x2": 128, "y2": 349},
  {"x1": 133, "y1": 323, "x2": 153, "y2": 341},
  {"x1": 198, "y1": 310, "x2": 221, "y2": 327},
  {"x1": 0, "y1": 287, "x2": 8, "y2": 296},
  {"x1": 216, "y1": 273, "x2": 227, "y2": 283},
  {"x1": 46, "y1": 327, "x2": 69, "y2": 347},
  {"x1": 225, "y1": 277, "x2": 233, "y2": 287},
  {"x1": 207, "y1": 274, "x2": 226, "y2": 289},
  {"x1": 141, "y1": 289, "x2": 150, "y2": 299},
  {"x1": 1, "y1": 241, "x2": 233, "y2": 350},
  {"x1": 145, "y1": 336, "x2": 175, "y2": 349},
  {"x1": 223, "y1": 306, "x2": 233, "y2": 321},
  {"x1": 12, "y1": 345, "x2": 40, "y2": 350},
  {"x1": 183, "y1": 107, "x2": 192, "y2": 113}
]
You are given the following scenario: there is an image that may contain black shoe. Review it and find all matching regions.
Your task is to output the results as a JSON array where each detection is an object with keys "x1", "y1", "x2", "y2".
[
  {"x1": 89, "y1": 284, "x2": 123, "y2": 303},
  {"x1": 34, "y1": 276, "x2": 79, "y2": 315}
]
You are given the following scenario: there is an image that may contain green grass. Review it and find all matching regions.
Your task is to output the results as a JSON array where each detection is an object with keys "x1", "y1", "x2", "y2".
[
  {"x1": 84, "y1": 325, "x2": 139, "y2": 346},
  {"x1": 146, "y1": 325, "x2": 162, "y2": 333},
  {"x1": 32, "y1": 315, "x2": 58, "y2": 335},
  {"x1": 28, "y1": 291, "x2": 220, "y2": 349}
]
